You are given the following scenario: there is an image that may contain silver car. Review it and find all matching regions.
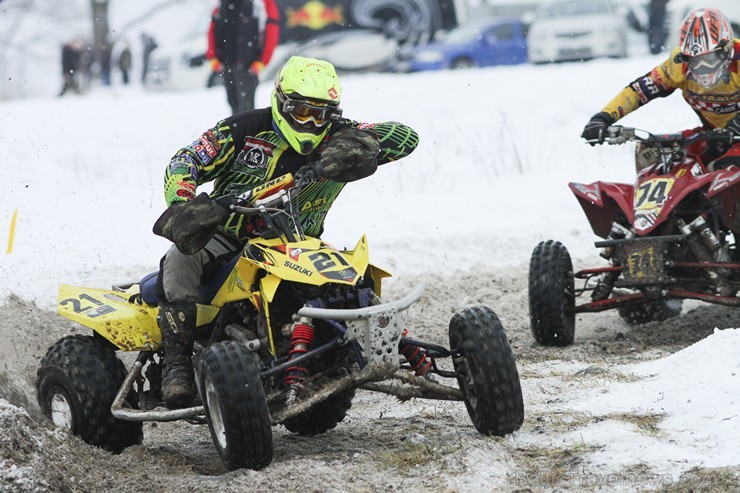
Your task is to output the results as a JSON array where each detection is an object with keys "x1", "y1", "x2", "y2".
[{"x1": 527, "y1": 0, "x2": 628, "y2": 63}]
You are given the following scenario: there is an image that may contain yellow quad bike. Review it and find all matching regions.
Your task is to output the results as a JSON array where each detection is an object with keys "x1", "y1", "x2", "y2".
[{"x1": 36, "y1": 169, "x2": 524, "y2": 470}]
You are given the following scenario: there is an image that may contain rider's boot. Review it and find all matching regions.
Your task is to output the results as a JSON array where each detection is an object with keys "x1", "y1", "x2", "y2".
[{"x1": 158, "y1": 301, "x2": 197, "y2": 408}]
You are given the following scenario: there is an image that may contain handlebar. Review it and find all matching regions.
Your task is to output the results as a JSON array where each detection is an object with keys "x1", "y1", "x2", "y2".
[
  {"x1": 222, "y1": 162, "x2": 325, "y2": 242},
  {"x1": 599, "y1": 125, "x2": 738, "y2": 147}
]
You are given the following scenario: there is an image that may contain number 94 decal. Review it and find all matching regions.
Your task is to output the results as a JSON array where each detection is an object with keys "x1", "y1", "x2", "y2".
[{"x1": 634, "y1": 178, "x2": 674, "y2": 212}]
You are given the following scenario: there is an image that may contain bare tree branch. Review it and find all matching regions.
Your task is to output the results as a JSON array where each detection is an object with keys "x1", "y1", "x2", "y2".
[{"x1": 109, "y1": 0, "x2": 186, "y2": 44}]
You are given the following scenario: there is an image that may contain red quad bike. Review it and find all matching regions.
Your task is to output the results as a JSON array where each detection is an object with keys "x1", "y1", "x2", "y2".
[{"x1": 529, "y1": 126, "x2": 740, "y2": 346}]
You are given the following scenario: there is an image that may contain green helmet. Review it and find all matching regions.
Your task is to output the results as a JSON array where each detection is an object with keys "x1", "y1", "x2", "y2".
[{"x1": 272, "y1": 56, "x2": 343, "y2": 155}]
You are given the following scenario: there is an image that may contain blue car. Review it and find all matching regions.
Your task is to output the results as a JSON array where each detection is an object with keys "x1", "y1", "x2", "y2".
[{"x1": 392, "y1": 18, "x2": 529, "y2": 72}]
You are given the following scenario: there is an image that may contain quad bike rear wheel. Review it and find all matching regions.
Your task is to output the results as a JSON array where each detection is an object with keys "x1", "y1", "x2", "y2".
[
  {"x1": 449, "y1": 306, "x2": 524, "y2": 436},
  {"x1": 36, "y1": 334, "x2": 143, "y2": 453},
  {"x1": 618, "y1": 299, "x2": 683, "y2": 325},
  {"x1": 199, "y1": 341, "x2": 272, "y2": 470},
  {"x1": 528, "y1": 240, "x2": 576, "y2": 346}
]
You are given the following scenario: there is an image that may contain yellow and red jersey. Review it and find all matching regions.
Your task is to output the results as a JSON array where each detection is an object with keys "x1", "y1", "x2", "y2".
[{"x1": 602, "y1": 39, "x2": 740, "y2": 129}]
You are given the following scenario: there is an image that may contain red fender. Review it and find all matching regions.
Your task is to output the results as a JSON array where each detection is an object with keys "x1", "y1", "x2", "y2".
[
  {"x1": 706, "y1": 167, "x2": 740, "y2": 233},
  {"x1": 569, "y1": 182, "x2": 634, "y2": 238}
]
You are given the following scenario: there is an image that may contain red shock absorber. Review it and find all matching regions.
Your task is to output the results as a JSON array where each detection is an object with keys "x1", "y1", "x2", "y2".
[
  {"x1": 399, "y1": 328, "x2": 431, "y2": 376},
  {"x1": 284, "y1": 322, "x2": 315, "y2": 386}
]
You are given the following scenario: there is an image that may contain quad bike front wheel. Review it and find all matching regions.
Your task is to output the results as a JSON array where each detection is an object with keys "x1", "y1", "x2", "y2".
[
  {"x1": 618, "y1": 299, "x2": 683, "y2": 325},
  {"x1": 528, "y1": 240, "x2": 576, "y2": 346},
  {"x1": 36, "y1": 335, "x2": 143, "y2": 453},
  {"x1": 449, "y1": 306, "x2": 524, "y2": 436},
  {"x1": 199, "y1": 341, "x2": 272, "y2": 470}
]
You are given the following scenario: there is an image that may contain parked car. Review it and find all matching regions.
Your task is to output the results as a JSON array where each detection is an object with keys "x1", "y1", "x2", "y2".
[
  {"x1": 145, "y1": 35, "x2": 219, "y2": 91},
  {"x1": 527, "y1": 0, "x2": 628, "y2": 64},
  {"x1": 390, "y1": 18, "x2": 528, "y2": 72},
  {"x1": 264, "y1": 29, "x2": 399, "y2": 80}
]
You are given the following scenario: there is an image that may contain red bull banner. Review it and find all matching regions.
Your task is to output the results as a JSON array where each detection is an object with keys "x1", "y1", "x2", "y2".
[{"x1": 276, "y1": 0, "x2": 460, "y2": 45}]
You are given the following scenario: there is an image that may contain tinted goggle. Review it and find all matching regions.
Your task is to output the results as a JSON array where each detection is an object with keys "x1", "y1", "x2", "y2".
[
  {"x1": 281, "y1": 96, "x2": 342, "y2": 127},
  {"x1": 686, "y1": 48, "x2": 730, "y2": 75}
]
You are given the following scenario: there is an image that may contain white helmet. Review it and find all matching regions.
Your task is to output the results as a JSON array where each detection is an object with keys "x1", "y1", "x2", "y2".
[{"x1": 679, "y1": 8, "x2": 734, "y2": 88}]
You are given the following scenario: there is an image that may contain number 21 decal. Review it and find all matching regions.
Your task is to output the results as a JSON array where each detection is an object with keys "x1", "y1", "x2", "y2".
[
  {"x1": 60, "y1": 294, "x2": 116, "y2": 318},
  {"x1": 308, "y1": 251, "x2": 350, "y2": 271}
]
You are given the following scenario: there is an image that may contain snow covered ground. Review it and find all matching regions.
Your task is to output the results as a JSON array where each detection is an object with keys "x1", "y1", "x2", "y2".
[{"x1": 1, "y1": 4, "x2": 739, "y2": 488}]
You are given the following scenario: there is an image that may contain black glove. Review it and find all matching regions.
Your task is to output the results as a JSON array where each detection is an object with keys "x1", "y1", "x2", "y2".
[
  {"x1": 320, "y1": 127, "x2": 380, "y2": 182},
  {"x1": 581, "y1": 112, "x2": 615, "y2": 146},
  {"x1": 725, "y1": 114, "x2": 740, "y2": 137}
]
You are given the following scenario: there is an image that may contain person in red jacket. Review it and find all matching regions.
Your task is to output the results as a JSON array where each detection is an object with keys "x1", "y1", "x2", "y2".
[{"x1": 207, "y1": 0, "x2": 280, "y2": 114}]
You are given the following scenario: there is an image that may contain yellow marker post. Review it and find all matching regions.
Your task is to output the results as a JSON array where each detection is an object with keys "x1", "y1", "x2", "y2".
[{"x1": 6, "y1": 209, "x2": 17, "y2": 254}]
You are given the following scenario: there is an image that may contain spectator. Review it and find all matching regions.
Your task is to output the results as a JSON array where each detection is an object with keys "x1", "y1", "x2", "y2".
[
  {"x1": 208, "y1": 0, "x2": 280, "y2": 114},
  {"x1": 118, "y1": 42, "x2": 132, "y2": 85},
  {"x1": 648, "y1": 0, "x2": 670, "y2": 54},
  {"x1": 141, "y1": 32, "x2": 158, "y2": 84},
  {"x1": 100, "y1": 42, "x2": 112, "y2": 86},
  {"x1": 59, "y1": 40, "x2": 82, "y2": 96}
]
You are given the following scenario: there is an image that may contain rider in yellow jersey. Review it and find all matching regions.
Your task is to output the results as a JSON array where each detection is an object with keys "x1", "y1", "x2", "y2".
[{"x1": 582, "y1": 8, "x2": 740, "y2": 170}]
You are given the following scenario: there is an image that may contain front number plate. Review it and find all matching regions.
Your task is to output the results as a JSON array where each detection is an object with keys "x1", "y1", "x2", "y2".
[{"x1": 617, "y1": 240, "x2": 667, "y2": 286}]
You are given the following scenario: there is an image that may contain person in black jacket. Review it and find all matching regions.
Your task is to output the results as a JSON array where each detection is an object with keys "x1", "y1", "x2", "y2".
[
  {"x1": 118, "y1": 42, "x2": 132, "y2": 85},
  {"x1": 59, "y1": 40, "x2": 82, "y2": 96},
  {"x1": 209, "y1": 0, "x2": 280, "y2": 114}
]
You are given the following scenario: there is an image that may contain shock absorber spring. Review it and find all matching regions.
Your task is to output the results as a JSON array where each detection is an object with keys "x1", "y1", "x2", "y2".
[
  {"x1": 399, "y1": 328, "x2": 432, "y2": 376},
  {"x1": 284, "y1": 320, "x2": 314, "y2": 387},
  {"x1": 679, "y1": 218, "x2": 734, "y2": 296}
]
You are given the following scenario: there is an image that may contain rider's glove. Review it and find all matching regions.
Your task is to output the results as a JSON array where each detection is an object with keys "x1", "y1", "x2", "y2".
[
  {"x1": 725, "y1": 114, "x2": 740, "y2": 138},
  {"x1": 320, "y1": 127, "x2": 380, "y2": 182},
  {"x1": 581, "y1": 112, "x2": 615, "y2": 146},
  {"x1": 153, "y1": 193, "x2": 230, "y2": 255}
]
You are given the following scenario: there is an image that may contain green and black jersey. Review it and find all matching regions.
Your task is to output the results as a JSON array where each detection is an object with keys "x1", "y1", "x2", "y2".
[{"x1": 164, "y1": 108, "x2": 419, "y2": 242}]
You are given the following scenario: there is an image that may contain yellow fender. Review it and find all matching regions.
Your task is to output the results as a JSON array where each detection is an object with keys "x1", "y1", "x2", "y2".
[
  {"x1": 58, "y1": 284, "x2": 219, "y2": 351},
  {"x1": 365, "y1": 263, "x2": 392, "y2": 297},
  {"x1": 210, "y1": 256, "x2": 262, "y2": 307}
]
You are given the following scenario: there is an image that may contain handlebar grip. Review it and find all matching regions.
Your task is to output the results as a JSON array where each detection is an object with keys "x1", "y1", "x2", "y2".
[
  {"x1": 601, "y1": 125, "x2": 635, "y2": 145},
  {"x1": 294, "y1": 161, "x2": 324, "y2": 186}
]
